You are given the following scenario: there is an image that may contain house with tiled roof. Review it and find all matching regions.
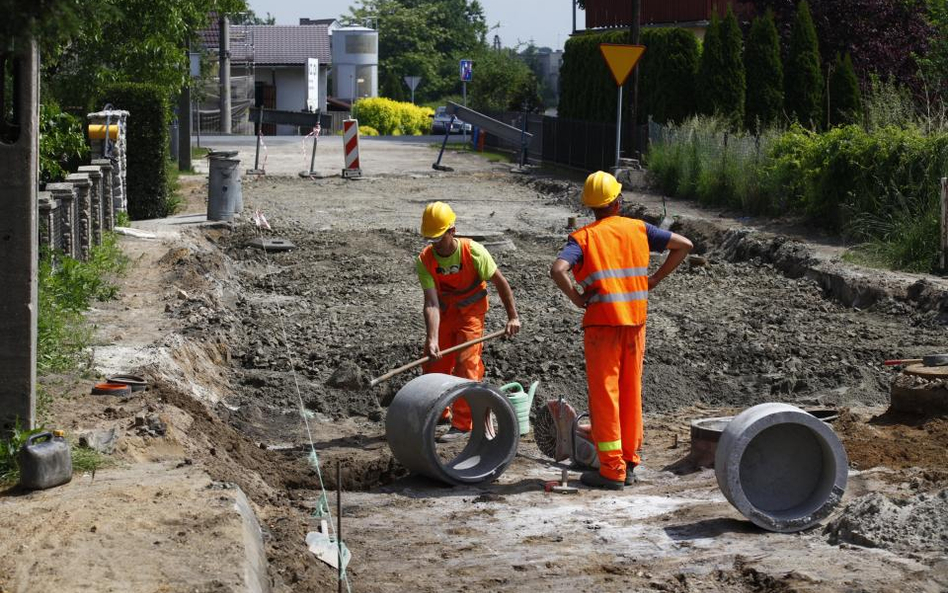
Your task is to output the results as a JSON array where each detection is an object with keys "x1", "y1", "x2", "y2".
[{"x1": 200, "y1": 21, "x2": 335, "y2": 134}]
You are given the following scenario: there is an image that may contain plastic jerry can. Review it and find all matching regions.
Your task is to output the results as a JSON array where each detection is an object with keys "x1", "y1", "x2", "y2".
[{"x1": 18, "y1": 430, "x2": 73, "y2": 490}]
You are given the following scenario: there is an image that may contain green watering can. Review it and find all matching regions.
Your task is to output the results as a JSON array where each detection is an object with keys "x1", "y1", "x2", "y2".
[{"x1": 500, "y1": 381, "x2": 540, "y2": 436}]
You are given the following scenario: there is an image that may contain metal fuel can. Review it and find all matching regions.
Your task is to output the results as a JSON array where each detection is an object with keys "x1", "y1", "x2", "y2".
[{"x1": 18, "y1": 430, "x2": 73, "y2": 490}]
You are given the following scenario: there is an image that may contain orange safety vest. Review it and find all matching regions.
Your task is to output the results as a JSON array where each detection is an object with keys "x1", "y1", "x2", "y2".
[
  {"x1": 420, "y1": 238, "x2": 489, "y2": 315},
  {"x1": 570, "y1": 216, "x2": 650, "y2": 327}
]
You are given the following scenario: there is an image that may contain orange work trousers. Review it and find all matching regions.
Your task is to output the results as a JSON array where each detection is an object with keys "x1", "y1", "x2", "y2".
[
  {"x1": 422, "y1": 311, "x2": 485, "y2": 431},
  {"x1": 584, "y1": 324, "x2": 646, "y2": 482}
]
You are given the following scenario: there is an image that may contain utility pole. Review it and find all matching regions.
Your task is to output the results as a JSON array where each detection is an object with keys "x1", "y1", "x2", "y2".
[
  {"x1": 572, "y1": 0, "x2": 576, "y2": 35},
  {"x1": 219, "y1": 15, "x2": 232, "y2": 134},
  {"x1": 629, "y1": 0, "x2": 641, "y2": 158}
]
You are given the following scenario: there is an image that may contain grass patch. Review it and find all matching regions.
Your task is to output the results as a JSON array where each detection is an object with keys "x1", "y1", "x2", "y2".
[
  {"x1": 165, "y1": 162, "x2": 186, "y2": 215},
  {"x1": 191, "y1": 146, "x2": 209, "y2": 161},
  {"x1": 38, "y1": 233, "x2": 129, "y2": 374}
]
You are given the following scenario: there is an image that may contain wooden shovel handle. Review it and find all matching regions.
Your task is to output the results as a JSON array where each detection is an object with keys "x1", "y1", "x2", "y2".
[{"x1": 369, "y1": 329, "x2": 507, "y2": 387}]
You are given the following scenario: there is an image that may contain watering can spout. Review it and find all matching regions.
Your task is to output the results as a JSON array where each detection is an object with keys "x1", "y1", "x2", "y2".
[{"x1": 527, "y1": 381, "x2": 540, "y2": 399}]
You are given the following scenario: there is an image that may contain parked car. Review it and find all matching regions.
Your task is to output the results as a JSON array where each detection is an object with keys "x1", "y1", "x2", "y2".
[{"x1": 432, "y1": 106, "x2": 472, "y2": 135}]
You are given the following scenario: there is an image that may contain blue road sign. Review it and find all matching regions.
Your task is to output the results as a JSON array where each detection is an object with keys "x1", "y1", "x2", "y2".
[{"x1": 460, "y1": 59, "x2": 473, "y2": 82}]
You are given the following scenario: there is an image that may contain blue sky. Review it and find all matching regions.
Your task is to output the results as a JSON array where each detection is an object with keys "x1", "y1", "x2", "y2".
[{"x1": 247, "y1": 0, "x2": 575, "y2": 50}]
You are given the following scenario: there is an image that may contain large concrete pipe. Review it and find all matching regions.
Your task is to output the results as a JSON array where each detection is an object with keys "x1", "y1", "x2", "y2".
[
  {"x1": 715, "y1": 403, "x2": 848, "y2": 533},
  {"x1": 386, "y1": 373, "x2": 519, "y2": 486}
]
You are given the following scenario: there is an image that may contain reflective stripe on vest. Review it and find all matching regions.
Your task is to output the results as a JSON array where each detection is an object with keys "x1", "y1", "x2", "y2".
[
  {"x1": 570, "y1": 216, "x2": 650, "y2": 327},
  {"x1": 420, "y1": 238, "x2": 488, "y2": 313},
  {"x1": 587, "y1": 290, "x2": 648, "y2": 304},
  {"x1": 579, "y1": 267, "x2": 649, "y2": 288}
]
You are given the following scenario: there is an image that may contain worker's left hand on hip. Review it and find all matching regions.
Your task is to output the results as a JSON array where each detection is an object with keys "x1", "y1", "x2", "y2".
[{"x1": 505, "y1": 317, "x2": 521, "y2": 337}]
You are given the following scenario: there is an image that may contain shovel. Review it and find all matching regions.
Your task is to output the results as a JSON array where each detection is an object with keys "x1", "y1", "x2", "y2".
[
  {"x1": 369, "y1": 329, "x2": 506, "y2": 388},
  {"x1": 883, "y1": 353, "x2": 948, "y2": 367}
]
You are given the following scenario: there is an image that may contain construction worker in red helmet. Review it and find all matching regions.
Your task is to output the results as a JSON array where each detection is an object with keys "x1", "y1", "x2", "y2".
[
  {"x1": 418, "y1": 201, "x2": 521, "y2": 442},
  {"x1": 550, "y1": 171, "x2": 693, "y2": 489}
]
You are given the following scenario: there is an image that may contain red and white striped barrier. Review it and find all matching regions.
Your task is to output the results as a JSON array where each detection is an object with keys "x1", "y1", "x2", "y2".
[{"x1": 342, "y1": 118, "x2": 362, "y2": 178}]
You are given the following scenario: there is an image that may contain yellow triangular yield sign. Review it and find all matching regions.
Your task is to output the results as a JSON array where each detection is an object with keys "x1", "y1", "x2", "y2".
[{"x1": 599, "y1": 44, "x2": 646, "y2": 86}]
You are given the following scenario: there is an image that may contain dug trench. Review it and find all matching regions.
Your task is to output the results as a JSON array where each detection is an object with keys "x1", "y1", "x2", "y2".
[{"x1": 158, "y1": 175, "x2": 948, "y2": 591}]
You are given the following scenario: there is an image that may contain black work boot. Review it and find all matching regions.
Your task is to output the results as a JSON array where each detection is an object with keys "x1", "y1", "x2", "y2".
[
  {"x1": 624, "y1": 463, "x2": 638, "y2": 485},
  {"x1": 580, "y1": 470, "x2": 624, "y2": 491}
]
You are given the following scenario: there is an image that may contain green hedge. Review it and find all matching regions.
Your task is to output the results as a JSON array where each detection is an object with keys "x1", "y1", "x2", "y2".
[
  {"x1": 560, "y1": 28, "x2": 699, "y2": 124},
  {"x1": 100, "y1": 83, "x2": 170, "y2": 221},
  {"x1": 352, "y1": 98, "x2": 433, "y2": 135}
]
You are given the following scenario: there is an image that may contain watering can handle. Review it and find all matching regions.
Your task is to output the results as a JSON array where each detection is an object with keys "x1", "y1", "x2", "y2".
[{"x1": 499, "y1": 382, "x2": 524, "y2": 394}]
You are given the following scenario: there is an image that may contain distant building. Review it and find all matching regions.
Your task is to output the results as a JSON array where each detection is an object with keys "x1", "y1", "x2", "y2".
[
  {"x1": 580, "y1": 0, "x2": 756, "y2": 39},
  {"x1": 199, "y1": 23, "x2": 331, "y2": 134},
  {"x1": 527, "y1": 47, "x2": 564, "y2": 98},
  {"x1": 199, "y1": 18, "x2": 380, "y2": 133}
]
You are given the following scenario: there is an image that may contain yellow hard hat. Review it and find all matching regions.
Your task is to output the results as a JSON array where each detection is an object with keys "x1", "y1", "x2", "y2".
[
  {"x1": 582, "y1": 171, "x2": 622, "y2": 208},
  {"x1": 421, "y1": 201, "x2": 457, "y2": 239}
]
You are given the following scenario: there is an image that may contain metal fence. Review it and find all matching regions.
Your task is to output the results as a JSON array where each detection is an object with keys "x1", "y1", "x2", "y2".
[{"x1": 479, "y1": 111, "x2": 648, "y2": 171}]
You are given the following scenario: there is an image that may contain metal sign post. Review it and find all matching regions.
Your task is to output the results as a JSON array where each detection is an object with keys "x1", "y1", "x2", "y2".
[
  {"x1": 460, "y1": 59, "x2": 472, "y2": 143},
  {"x1": 599, "y1": 44, "x2": 645, "y2": 171},
  {"x1": 404, "y1": 76, "x2": 422, "y2": 104}
]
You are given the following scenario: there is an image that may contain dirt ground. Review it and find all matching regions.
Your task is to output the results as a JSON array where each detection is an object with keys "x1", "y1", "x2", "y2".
[{"x1": 5, "y1": 144, "x2": 948, "y2": 592}]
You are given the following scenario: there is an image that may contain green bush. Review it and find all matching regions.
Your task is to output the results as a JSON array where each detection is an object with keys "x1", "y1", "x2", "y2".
[
  {"x1": 352, "y1": 98, "x2": 433, "y2": 135},
  {"x1": 359, "y1": 125, "x2": 380, "y2": 136},
  {"x1": 559, "y1": 30, "x2": 631, "y2": 122},
  {"x1": 39, "y1": 102, "x2": 88, "y2": 186},
  {"x1": 648, "y1": 116, "x2": 948, "y2": 270},
  {"x1": 784, "y1": 0, "x2": 823, "y2": 128},
  {"x1": 639, "y1": 28, "x2": 699, "y2": 124},
  {"x1": 829, "y1": 53, "x2": 862, "y2": 127},
  {"x1": 697, "y1": 7, "x2": 745, "y2": 128},
  {"x1": 100, "y1": 83, "x2": 170, "y2": 220},
  {"x1": 744, "y1": 11, "x2": 784, "y2": 132}
]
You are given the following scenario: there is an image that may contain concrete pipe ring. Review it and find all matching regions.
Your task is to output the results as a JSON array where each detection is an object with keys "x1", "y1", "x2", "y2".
[
  {"x1": 385, "y1": 373, "x2": 520, "y2": 486},
  {"x1": 714, "y1": 403, "x2": 848, "y2": 533}
]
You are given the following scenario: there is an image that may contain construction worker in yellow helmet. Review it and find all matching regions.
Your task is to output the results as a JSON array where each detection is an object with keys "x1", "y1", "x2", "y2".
[
  {"x1": 550, "y1": 171, "x2": 693, "y2": 489},
  {"x1": 417, "y1": 201, "x2": 521, "y2": 442}
]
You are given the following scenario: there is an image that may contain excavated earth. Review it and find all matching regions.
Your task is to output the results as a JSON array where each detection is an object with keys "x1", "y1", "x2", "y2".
[
  {"x1": 18, "y1": 162, "x2": 948, "y2": 592},
  {"x1": 143, "y1": 168, "x2": 948, "y2": 592}
]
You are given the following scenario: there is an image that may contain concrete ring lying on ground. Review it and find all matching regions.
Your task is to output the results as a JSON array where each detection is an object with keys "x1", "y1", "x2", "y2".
[
  {"x1": 714, "y1": 403, "x2": 848, "y2": 533},
  {"x1": 386, "y1": 373, "x2": 519, "y2": 486}
]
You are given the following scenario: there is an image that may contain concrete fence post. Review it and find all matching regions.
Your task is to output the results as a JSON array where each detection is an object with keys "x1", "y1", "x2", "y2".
[
  {"x1": 92, "y1": 158, "x2": 115, "y2": 230},
  {"x1": 37, "y1": 191, "x2": 61, "y2": 253},
  {"x1": 0, "y1": 38, "x2": 39, "y2": 433},
  {"x1": 46, "y1": 183, "x2": 77, "y2": 259},
  {"x1": 66, "y1": 173, "x2": 92, "y2": 260},
  {"x1": 77, "y1": 165, "x2": 104, "y2": 246},
  {"x1": 87, "y1": 109, "x2": 129, "y2": 214}
]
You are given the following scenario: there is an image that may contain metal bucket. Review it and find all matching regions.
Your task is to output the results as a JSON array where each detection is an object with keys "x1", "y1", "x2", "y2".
[{"x1": 207, "y1": 151, "x2": 242, "y2": 221}]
